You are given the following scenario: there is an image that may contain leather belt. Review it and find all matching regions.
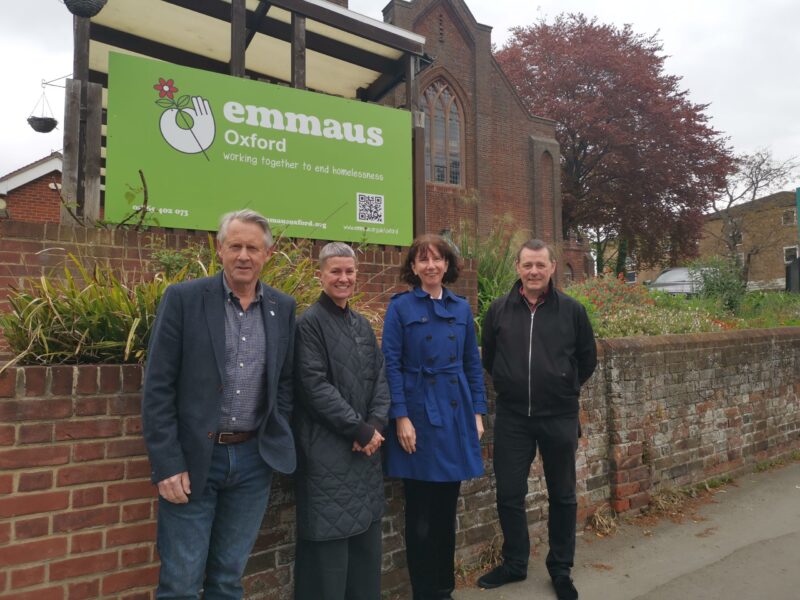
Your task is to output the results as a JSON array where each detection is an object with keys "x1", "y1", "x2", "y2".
[{"x1": 215, "y1": 431, "x2": 256, "y2": 445}]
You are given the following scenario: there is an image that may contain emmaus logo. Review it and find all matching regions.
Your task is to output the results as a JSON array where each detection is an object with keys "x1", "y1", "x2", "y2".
[
  {"x1": 151, "y1": 76, "x2": 386, "y2": 158},
  {"x1": 153, "y1": 78, "x2": 216, "y2": 160}
]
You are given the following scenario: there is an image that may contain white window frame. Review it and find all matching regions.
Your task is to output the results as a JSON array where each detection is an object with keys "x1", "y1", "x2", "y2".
[{"x1": 783, "y1": 245, "x2": 799, "y2": 264}]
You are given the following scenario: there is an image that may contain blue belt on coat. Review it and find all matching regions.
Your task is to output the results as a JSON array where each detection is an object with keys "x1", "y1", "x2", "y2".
[{"x1": 405, "y1": 362, "x2": 463, "y2": 427}]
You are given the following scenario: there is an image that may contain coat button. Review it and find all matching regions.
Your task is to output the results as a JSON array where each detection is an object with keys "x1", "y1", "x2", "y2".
[
  {"x1": 421, "y1": 317, "x2": 428, "y2": 323},
  {"x1": 429, "y1": 378, "x2": 436, "y2": 385},
  {"x1": 448, "y1": 334, "x2": 455, "y2": 340},
  {"x1": 450, "y1": 378, "x2": 457, "y2": 384},
  {"x1": 450, "y1": 400, "x2": 457, "y2": 407},
  {"x1": 449, "y1": 355, "x2": 456, "y2": 361},
  {"x1": 426, "y1": 358, "x2": 434, "y2": 364},
  {"x1": 426, "y1": 335, "x2": 432, "y2": 341},
  {"x1": 207, "y1": 432, "x2": 214, "y2": 439}
]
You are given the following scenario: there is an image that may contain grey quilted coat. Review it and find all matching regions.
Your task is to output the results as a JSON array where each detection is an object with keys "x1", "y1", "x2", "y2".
[{"x1": 292, "y1": 293, "x2": 391, "y2": 541}]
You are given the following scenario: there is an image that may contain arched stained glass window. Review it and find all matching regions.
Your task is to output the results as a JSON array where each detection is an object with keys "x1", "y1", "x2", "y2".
[{"x1": 421, "y1": 80, "x2": 463, "y2": 185}]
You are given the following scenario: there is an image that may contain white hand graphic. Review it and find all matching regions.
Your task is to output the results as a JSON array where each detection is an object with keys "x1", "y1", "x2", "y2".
[{"x1": 159, "y1": 96, "x2": 215, "y2": 155}]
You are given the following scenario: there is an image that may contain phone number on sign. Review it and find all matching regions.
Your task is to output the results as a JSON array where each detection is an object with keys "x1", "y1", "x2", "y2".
[{"x1": 131, "y1": 206, "x2": 190, "y2": 217}]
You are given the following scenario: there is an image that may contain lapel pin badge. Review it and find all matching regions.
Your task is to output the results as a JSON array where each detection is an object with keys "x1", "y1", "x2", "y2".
[{"x1": 269, "y1": 310, "x2": 275, "y2": 317}]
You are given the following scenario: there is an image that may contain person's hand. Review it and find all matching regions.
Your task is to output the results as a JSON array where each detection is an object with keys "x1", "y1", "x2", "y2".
[
  {"x1": 475, "y1": 414, "x2": 485, "y2": 440},
  {"x1": 157, "y1": 471, "x2": 191, "y2": 504},
  {"x1": 159, "y1": 96, "x2": 216, "y2": 154},
  {"x1": 352, "y1": 430, "x2": 385, "y2": 456},
  {"x1": 396, "y1": 416, "x2": 416, "y2": 453},
  {"x1": 361, "y1": 430, "x2": 385, "y2": 456}
]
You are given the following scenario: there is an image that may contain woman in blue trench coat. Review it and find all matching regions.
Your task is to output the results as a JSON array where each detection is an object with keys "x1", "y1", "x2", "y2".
[{"x1": 382, "y1": 234, "x2": 487, "y2": 600}]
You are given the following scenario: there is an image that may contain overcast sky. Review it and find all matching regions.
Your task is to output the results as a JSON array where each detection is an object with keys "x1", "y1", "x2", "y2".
[{"x1": 2, "y1": 0, "x2": 798, "y2": 189}]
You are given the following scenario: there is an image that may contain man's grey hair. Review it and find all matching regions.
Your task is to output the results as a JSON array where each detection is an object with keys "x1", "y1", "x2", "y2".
[
  {"x1": 516, "y1": 239, "x2": 556, "y2": 263},
  {"x1": 217, "y1": 210, "x2": 273, "y2": 248},
  {"x1": 318, "y1": 242, "x2": 357, "y2": 269}
]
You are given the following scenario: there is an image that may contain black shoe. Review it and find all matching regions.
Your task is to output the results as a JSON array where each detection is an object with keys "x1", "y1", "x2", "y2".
[
  {"x1": 477, "y1": 565, "x2": 526, "y2": 589},
  {"x1": 552, "y1": 575, "x2": 578, "y2": 600}
]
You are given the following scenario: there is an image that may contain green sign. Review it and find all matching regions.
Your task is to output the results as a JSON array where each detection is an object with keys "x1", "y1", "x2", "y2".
[{"x1": 105, "y1": 53, "x2": 413, "y2": 245}]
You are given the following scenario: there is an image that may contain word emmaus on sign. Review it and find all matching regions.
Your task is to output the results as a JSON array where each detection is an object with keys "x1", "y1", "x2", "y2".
[
  {"x1": 104, "y1": 53, "x2": 412, "y2": 245},
  {"x1": 223, "y1": 102, "x2": 385, "y2": 147}
]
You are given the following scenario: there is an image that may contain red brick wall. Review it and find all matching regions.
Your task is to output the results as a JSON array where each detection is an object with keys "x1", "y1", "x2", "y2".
[
  {"x1": 0, "y1": 365, "x2": 158, "y2": 599},
  {"x1": 2, "y1": 329, "x2": 799, "y2": 598},
  {"x1": 3, "y1": 173, "x2": 62, "y2": 224}
]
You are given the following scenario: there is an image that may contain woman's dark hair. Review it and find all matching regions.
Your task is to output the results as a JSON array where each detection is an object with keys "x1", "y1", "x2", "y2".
[{"x1": 400, "y1": 234, "x2": 461, "y2": 286}]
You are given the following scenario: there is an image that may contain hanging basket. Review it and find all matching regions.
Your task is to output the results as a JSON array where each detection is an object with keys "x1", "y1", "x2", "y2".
[
  {"x1": 27, "y1": 116, "x2": 58, "y2": 133},
  {"x1": 63, "y1": 0, "x2": 108, "y2": 18}
]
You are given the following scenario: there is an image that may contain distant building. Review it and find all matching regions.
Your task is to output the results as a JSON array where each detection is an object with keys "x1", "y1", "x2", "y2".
[
  {"x1": 0, "y1": 152, "x2": 62, "y2": 224},
  {"x1": 699, "y1": 191, "x2": 798, "y2": 290}
]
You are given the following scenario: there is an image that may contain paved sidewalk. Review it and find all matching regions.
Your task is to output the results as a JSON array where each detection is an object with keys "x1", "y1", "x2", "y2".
[{"x1": 455, "y1": 461, "x2": 800, "y2": 600}]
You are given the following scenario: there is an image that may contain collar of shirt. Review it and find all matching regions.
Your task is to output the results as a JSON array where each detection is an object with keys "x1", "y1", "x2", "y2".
[
  {"x1": 519, "y1": 285, "x2": 547, "y2": 312},
  {"x1": 222, "y1": 276, "x2": 263, "y2": 307},
  {"x1": 412, "y1": 286, "x2": 454, "y2": 302}
]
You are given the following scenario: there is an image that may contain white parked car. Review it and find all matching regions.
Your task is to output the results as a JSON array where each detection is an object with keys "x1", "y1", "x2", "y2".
[{"x1": 648, "y1": 267, "x2": 703, "y2": 295}]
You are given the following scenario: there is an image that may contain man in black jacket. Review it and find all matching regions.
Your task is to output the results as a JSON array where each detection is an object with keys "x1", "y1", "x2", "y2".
[{"x1": 478, "y1": 239, "x2": 597, "y2": 600}]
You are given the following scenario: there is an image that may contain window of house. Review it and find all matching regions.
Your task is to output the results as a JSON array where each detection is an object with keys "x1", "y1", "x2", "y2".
[
  {"x1": 782, "y1": 208, "x2": 797, "y2": 226},
  {"x1": 564, "y1": 263, "x2": 575, "y2": 283},
  {"x1": 421, "y1": 80, "x2": 463, "y2": 185},
  {"x1": 784, "y1": 246, "x2": 799, "y2": 264}
]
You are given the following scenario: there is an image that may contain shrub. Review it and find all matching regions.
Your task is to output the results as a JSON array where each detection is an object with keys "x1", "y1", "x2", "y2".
[
  {"x1": 456, "y1": 217, "x2": 525, "y2": 332},
  {"x1": 737, "y1": 291, "x2": 800, "y2": 327},
  {"x1": 688, "y1": 255, "x2": 747, "y2": 312},
  {"x1": 1, "y1": 236, "x2": 321, "y2": 368},
  {"x1": 565, "y1": 274, "x2": 724, "y2": 338},
  {"x1": 0, "y1": 255, "x2": 174, "y2": 369}
]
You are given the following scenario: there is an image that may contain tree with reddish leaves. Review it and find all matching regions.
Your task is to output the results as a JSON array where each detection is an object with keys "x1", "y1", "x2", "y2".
[{"x1": 495, "y1": 14, "x2": 734, "y2": 273}]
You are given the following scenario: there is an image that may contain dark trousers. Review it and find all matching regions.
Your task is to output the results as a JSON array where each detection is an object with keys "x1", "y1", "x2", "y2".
[
  {"x1": 294, "y1": 519, "x2": 382, "y2": 600},
  {"x1": 493, "y1": 409, "x2": 579, "y2": 579},
  {"x1": 403, "y1": 479, "x2": 461, "y2": 600}
]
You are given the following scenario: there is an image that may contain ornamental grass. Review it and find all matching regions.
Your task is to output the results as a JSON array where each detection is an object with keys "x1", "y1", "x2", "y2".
[{"x1": 0, "y1": 236, "x2": 320, "y2": 369}]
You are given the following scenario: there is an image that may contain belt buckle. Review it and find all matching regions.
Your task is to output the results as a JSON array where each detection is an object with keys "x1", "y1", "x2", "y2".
[{"x1": 216, "y1": 432, "x2": 235, "y2": 444}]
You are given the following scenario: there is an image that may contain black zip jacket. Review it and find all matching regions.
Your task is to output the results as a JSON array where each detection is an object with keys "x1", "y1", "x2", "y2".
[{"x1": 482, "y1": 280, "x2": 597, "y2": 417}]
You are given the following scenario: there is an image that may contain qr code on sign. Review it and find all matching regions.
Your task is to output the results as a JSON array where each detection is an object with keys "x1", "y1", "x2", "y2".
[{"x1": 357, "y1": 193, "x2": 384, "y2": 224}]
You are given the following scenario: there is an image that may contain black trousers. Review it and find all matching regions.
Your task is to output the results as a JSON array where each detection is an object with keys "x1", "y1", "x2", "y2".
[
  {"x1": 493, "y1": 409, "x2": 579, "y2": 578},
  {"x1": 402, "y1": 479, "x2": 461, "y2": 600},
  {"x1": 294, "y1": 519, "x2": 382, "y2": 600}
]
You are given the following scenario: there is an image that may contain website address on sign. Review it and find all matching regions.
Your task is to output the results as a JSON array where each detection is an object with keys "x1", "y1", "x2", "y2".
[
  {"x1": 343, "y1": 225, "x2": 399, "y2": 235},
  {"x1": 267, "y1": 217, "x2": 327, "y2": 230}
]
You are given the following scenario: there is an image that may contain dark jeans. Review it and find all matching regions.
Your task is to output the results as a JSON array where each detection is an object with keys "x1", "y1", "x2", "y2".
[
  {"x1": 493, "y1": 409, "x2": 579, "y2": 579},
  {"x1": 403, "y1": 479, "x2": 461, "y2": 600},
  {"x1": 294, "y1": 519, "x2": 382, "y2": 600},
  {"x1": 155, "y1": 437, "x2": 273, "y2": 599}
]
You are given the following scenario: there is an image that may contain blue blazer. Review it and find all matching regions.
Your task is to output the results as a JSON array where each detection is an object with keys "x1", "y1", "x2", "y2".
[
  {"x1": 142, "y1": 273, "x2": 296, "y2": 496},
  {"x1": 382, "y1": 287, "x2": 486, "y2": 482}
]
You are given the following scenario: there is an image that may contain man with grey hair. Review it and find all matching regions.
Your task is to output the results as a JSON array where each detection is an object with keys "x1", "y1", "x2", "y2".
[
  {"x1": 292, "y1": 242, "x2": 391, "y2": 599},
  {"x1": 143, "y1": 209, "x2": 296, "y2": 598}
]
